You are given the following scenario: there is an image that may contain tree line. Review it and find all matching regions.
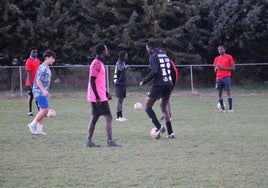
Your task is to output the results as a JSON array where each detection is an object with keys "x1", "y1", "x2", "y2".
[{"x1": 0, "y1": 0, "x2": 267, "y2": 66}]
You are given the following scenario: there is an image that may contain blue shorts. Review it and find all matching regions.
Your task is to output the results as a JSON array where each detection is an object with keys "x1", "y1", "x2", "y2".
[
  {"x1": 36, "y1": 96, "x2": 49, "y2": 109},
  {"x1": 216, "y1": 77, "x2": 231, "y2": 91}
]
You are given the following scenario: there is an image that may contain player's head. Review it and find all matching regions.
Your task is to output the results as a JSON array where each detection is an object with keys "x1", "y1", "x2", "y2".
[
  {"x1": 217, "y1": 45, "x2": 226, "y2": 55},
  {"x1": 95, "y1": 43, "x2": 108, "y2": 57},
  {"x1": 146, "y1": 40, "x2": 156, "y2": 55},
  {"x1": 43, "y1": 49, "x2": 56, "y2": 65},
  {"x1": 30, "y1": 47, "x2": 38, "y2": 59},
  {"x1": 118, "y1": 51, "x2": 128, "y2": 61}
]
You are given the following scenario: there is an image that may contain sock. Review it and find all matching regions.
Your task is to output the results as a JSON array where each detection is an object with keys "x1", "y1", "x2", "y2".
[
  {"x1": 219, "y1": 98, "x2": 225, "y2": 110},
  {"x1": 116, "y1": 112, "x2": 120, "y2": 118},
  {"x1": 30, "y1": 119, "x2": 37, "y2": 126},
  {"x1": 166, "y1": 121, "x2": 173, "y2": 135},
  {"x1": 228, "y1": 97, "x2": 233, "y2": 110},
  {"x1": 37, "y1": 123, "x2": 43, "y2": 132},
  {"x1": 145, "y1": 107, "x2": 161, "y2": 129}
]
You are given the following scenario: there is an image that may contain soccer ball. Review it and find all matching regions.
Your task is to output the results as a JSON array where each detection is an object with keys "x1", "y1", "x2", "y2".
[
  {"x1": 47, "y1": 109, "x2": 56, "y2": 118},
  {"x1": 150, "y1": 127, "x2": 159, "y2": 138},
  {"x1": 217, "y1": 102, "x2": 225, "y2": 110},
  {"x1": 133, "y1": 102, "x2": 143, "y2": 110}
]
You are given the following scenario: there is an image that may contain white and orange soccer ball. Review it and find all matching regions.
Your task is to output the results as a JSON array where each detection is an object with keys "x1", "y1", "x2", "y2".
[
  {"x1": 150, "y1": 127, "x2": 159, "y2": 139},
  {"x1": 47, "y1": 109, "x2": 56, "y2": 118},
  {"x1": 133, "y1": 102, "x2": 143, "y2": 110}
]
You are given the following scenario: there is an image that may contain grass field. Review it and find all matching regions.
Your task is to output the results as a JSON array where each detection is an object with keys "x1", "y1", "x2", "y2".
[{"x1": 0, "y1": 91, "x2": 268, "y2": 188}]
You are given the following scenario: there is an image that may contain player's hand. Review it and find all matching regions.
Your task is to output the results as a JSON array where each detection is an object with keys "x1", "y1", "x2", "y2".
[
  {"x1": 139, "y1": 81, "x2": 143, "y2": 87},
  {"x1": 43, "y1": 90, "x2": 50, "y2": 97},
  {"x1": 107, "y1": 94, "x2": 112, "y2": 100},
  {"x1": 96, "y1": 99, "x2": 102, "y2": 107}
]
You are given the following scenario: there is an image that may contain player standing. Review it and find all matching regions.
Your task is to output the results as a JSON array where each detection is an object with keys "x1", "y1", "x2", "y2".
[
  {"x1": 85, "y1": 43, "x2": 122, "y2": 147},
  {"x1": 113, "y1": 51, "x2": 128, "y2": 122},
  {"x1": 27, "y1": 50, "x2": 56, "y2": 135},
  {"x1": 25, "y1": 47, "x2": 40, "y2": 116},
  {"x1": 213, "y1": 45, "x2": 235, "y2": 112},
  {"x1": 139, "y1": 40, "x2": 174, "y2": 139}
]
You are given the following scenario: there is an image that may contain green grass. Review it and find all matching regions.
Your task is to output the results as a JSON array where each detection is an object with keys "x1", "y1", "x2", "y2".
[{"x1": 0, "y1": 93, "x2": 268, "y2": 188}]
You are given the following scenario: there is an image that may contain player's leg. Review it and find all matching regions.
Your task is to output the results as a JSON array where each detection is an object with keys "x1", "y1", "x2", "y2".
[
  {"x1": 35, "y1": 96, "x2": 49, "y2": 135},
  {"x1": 166, "y1": 100, "x2": 171, "y2": 118},
  {"x1": 116, "y1": 97, "x2": 123, "y2": 118},
  {"x1": 27, "y1": 96, "x2": 49, "y2": 135},
  {"x1": 26, "y1": 87, "x2": 34, "y2": 116},
  {"x1": 145, "y1": 96, "x2": 162, "y2": 130},
  {"x1": 225, "y1": 77, "x2": 233, "y2": 111},
  {"x1": 116, "y1": 85, "x2": 127, "y2": 121},
  {"x1": 161, "y1": 88, "x2": 174, "y2": 138},
  {"x1": 216, "y1": 79, "x2": 225, "y2": 111},
  {"x1": 100, "y1": 101, "x2": 121, "y2": 147},
  {"x1": 87, "y1": 115, "x2": 99, "y2": 141},
  {"x1": 86, "y1": 102, "x2": 100, "y2": 147}
]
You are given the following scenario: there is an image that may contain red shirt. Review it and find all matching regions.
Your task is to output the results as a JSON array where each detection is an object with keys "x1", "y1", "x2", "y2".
[
  {"x1": 213, "y1": 54, "x2": 234, "y2": 80},
  {"x1": 25, "y1": 57, "x2": 40, "y2": 86}
]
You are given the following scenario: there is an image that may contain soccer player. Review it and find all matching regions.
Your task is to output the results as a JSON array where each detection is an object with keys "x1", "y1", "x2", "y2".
[
  {"x1": 159, "y1": 59, "x2": 179, "y2": 138},
  {"x1": 27, "y1": 50, "x2": 56, "y2": 135},
  {"x1": 213, "y1": 45, "x2": 235, "y2": 112},
  {"x1": 139, "y1": 41, "x2": 174, "y2": 139},
  {"x1": 25, "y1": 47, "x2": 40, "y2": 116},
  {"x1": 86, "y1": 43, "x2": 122, "y2": 147},
  {"x1": 113, "y1": 51, "x2": 128, "y2": 122}
]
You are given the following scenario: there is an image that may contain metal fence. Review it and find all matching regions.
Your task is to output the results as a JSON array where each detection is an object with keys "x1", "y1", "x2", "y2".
[{"x1": 0, "y1": 63, "x2": 267, "y2": 96}]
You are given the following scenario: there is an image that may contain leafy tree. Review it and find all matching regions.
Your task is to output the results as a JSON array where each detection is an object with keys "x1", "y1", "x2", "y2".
[
  {"x1": 0, "y1": 0, "x2": 267, "y2": 67},
  {"x1": 203, "y1": 0, "x2": 268, "y2": 62}
]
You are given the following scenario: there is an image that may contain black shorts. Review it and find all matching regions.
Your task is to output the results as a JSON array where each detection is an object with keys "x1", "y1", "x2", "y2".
[
  {"x1": 148, "y1": 85, "x2": 172, "y2": 100},
  {"x1": 91, "y1": 101, "x2": 111, "y2": 116},
  {"x1": 26, "y1": 86, "x2": 33, "y2": 96},
  {"x1": 115, "y1": 85, "x2": 126, "y2": 98}
]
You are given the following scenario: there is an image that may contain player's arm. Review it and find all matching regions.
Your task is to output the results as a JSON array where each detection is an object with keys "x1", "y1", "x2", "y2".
[
  {"x1": 90, "y1": 76, "x2": 100, "y2": 101},
  {"x1": 217, "y1": 55, "x2": 235, "y2": 71},
  {"x1": 217, "y1": 63, "x2": 235, "y2": 71},
  {"x1": 36, "y1": 78, "x2": 50, "y2": 97},
  {"x1": 140, "y1": 71, "x2": 157, "y2": 86},
  {"x1": 140, "y1": 57, "x2": 157, "y2": 86}
]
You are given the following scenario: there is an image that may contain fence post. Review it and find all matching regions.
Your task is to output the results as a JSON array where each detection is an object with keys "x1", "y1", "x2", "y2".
[
  {"x1": 106, "y1": 65, "x2": 110, "y2": 92},
  {"x1": 19, "y1": 66, "x2": 23, "y2": 96},
  {"x1": 190, "y1": 65, "x2": 194, "y2": 93}
]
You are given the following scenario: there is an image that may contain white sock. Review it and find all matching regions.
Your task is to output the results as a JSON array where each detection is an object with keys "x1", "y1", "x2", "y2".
[
  {"x1": 37, "y1": 124, "x2": 43, "y2": 132},
  {"x1": 30, "y1": 120, "x2": 37, "y2": 126}
]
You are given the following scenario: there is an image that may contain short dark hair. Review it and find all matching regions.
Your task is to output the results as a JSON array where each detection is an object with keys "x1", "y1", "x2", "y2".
[
  {"x1": 30, "y1": 47, "x2": 37, "y2": 52},
  {"x1": 95, "y1": 43, "x2": 106, "y2": 55},
  {"x1": 118, "y1": 51, "x2": 127, "y2": 60},
  {"x1": 218, "y1": 44, "x2": 225, "y2": 49},
  {"x1": 146, "y1": 40, "x2": 156, "y2": 49},
  {"x1": 43, "y1": 49, "x2": 56, "y2": 59}
]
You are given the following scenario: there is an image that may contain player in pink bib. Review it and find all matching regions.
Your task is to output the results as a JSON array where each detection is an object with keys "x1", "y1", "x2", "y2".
[{"x1": 85, "y1": 43, "x2": 122, "y2": 147}]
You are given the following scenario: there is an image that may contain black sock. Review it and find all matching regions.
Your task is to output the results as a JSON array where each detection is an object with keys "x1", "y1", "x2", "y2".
[
  {"x1": 219, "y1": 99, "x2": 225, "y2": 110},
  {"x1": 166, "y1": 121, "x2": 173, "y2": 135},
  {"x1": 145, "y1": 107, "x2": 161, "y2": 129},
  {"x1": 228, "y1": 97, "x2": 232, "y2": 110},
  {"x1": 117, "y1": 111, "x2": 122, "y2": 118}
]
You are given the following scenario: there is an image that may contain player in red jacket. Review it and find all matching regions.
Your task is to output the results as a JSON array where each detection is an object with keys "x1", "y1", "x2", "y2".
[{"x1": 25, "y1": 47, "x2": 40, "y2": 116}]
